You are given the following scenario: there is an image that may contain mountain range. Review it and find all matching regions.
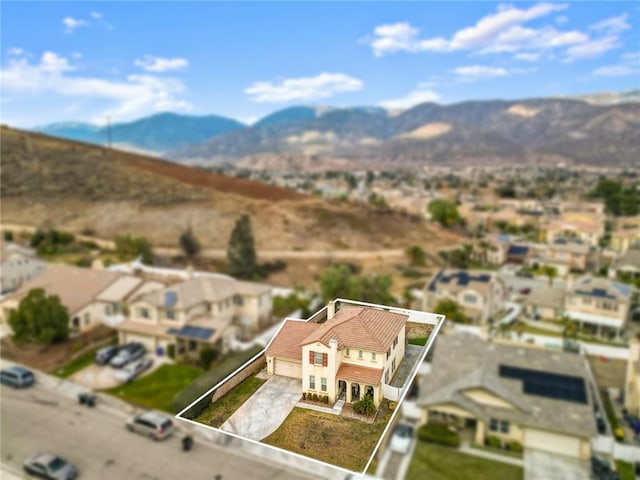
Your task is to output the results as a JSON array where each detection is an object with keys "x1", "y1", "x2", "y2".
[{"x1": 31, "y1": 90, "x2": 640, "y2": 168}]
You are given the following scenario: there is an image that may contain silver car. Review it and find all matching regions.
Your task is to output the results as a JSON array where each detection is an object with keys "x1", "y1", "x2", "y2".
[
  {"x1": 113, "y1": 357, "x2": 153, "y2": 383},
  {"x1": 23, "y1": 452, "x2": 77, "y2": 480},
  {"x1": 126, "y1": 411, "x2": 174, "y2": 441}
]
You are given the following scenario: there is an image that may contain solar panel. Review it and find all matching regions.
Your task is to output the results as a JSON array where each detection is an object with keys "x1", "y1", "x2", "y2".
[
  {"x1": 498, "y1": 364, "x2": 587, "y2": 404},
  {"x1": 164, "y1": 291, "x2": 177, "y2": 307},
  {"x1": 167, "y1": 325, "x2": 215, "y2": 340}
]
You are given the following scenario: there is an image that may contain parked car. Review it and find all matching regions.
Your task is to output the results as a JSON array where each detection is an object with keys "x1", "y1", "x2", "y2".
[
  {"x1": 23, "y1": 452, "x2": 77, "y2": 480},
  {"x1": 389, "y1": 423, "x2": 414, "y2": 454},
  {"x1": 1, "y1": 365, "x2": 35, "y2": 388},
  {"x1": 110, "y1": 343, "x2": 145, "y2": 368},
  {"x1": 519, "y1": 287, "x2": 531, "y2": 295},
  {"x1": 94, "y1": 345, "x2": 121, "y2": 365},
  {"x1": 126, "y1": 411, "x2": 174, "y2": 441},
  {"x1": 591, "y1": 455, "x2": 618, "y2": 479},
  {"x1": 625, "y1": 415, "x2": 640, "y2": 435},
  {"x1": 114, "y1": 357, "x2": 153, "y2": 383}
]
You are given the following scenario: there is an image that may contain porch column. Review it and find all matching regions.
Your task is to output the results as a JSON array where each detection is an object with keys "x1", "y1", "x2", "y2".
[
  {"x1": 475, "y1": 420, "x2": 485, "y2": 445},
  {"x1": 346, "y1": 382, "x2": 352, "y2": 403},
  {"x1": 597, "y1": 324, "x2": 602, "y2": 338}
]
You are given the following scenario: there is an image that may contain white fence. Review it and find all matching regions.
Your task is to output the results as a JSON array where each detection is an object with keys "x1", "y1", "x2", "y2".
[
  {"x1": 383, "y1": 384, "x2": 401, "y2": 402},
  {"x1": 592, "y1": 435, "x2": 640, "y2": 462},
  {"x1": 505, "y1": 332, "x2": 629, "y2": 360},
  {"x1": 580, "y1": 343, "x2": 629, "y2": 360}
]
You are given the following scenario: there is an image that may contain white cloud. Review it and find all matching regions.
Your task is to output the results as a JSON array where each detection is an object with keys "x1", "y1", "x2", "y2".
[
  {"x1": 1, "y1": 51, "x2": 192, "y2": 122},
  {"x1": 592, "y1": 52, "x2": 640, "y2": 77},
  {"x1": 380, "y1": 87, "x2": 440, "y2": 110},
  {"x1": 63, "y1": 16, "x2": 89, "y2": 34},
  {"x1": 564, "y1": 35, "x2": 621, "y2": 61},
  {"x1": 590, "y1": 13, "x2": 629, "y2": 34},
  {"x1": 7, "y1": 47, "x2": 24, "y2": 56},
  {"x1": 452, "y1": 65, "x2": 535, "y2": 81},
  {"x1": 134, "y1": 55, "x2": 189, "y2": 72},
  {"x1": 90, "y1": 11, "x2": 103, "y2": 19},
  {"x1": 245, "y1": 72, "x2": 363, "y2": 103},
  {"x1": 555, "y1": 15, "x2": 568, "y2": 25},
  {"x1": 514, "y1": 52, "x2": 541, "y2": 62}
]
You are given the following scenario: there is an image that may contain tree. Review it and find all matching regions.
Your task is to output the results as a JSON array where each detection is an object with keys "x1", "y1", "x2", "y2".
[
  {"x1": 319, "y1": 265, "x2": 395, "y2": 305},
  {"x1": 428, "y1": 199, "x2": 463, "y2": 228},
  {"x1": 227, "y1": 214, "x2": 257, "y2": 279},
  {"x1": 542, "y1": 265, "x2": 558, "y2": 286},
  {"x1": 179, "y1": 226, "x2": 201, "y2": 262},
  {"x1": 114, "y1": 234, "x2": 154, "y2": 264},
  {"x1": 434, "y1": 299, "x2": 468, "y2": 324},
  {"x1": 405, "y1": 245, "x2": 426, "y2": 267},
  {"x1": 8, "y1": 288, "x2": 69, "y2": 345}
]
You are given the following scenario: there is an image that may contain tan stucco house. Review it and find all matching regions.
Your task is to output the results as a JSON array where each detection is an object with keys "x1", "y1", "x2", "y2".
[
  {"x1": 418, "y1": 334, "x2": 597, "y2": 459},
  {"x1": 0, "y1": 242, "x2": 47, "y2": 294},
  {"x1": 266, "y1": 302, "x2": 408, "y2": 408},
  {"x1": 116, "y1": 276, "x2": 272, "y2": 357}
]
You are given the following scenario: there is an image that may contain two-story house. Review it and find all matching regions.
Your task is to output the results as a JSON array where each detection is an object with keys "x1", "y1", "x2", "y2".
[
  {"x1": 116, "y1": 276, "x2": 272, "y2": 357},
  {"x1": 544, "y1": 212, "x2": 605, "y2": 248},
  {"x1": 266, "y1": 303, "x2": 408, "y2": 408},
  {"x1": 423, "y1": 269, "x2": 507, "y2": 324},
  {"x1": 564, "y1": 276, "x2": 632, "y2": 339},
  {"x1": 0, "y1": 242, "x2": 47, "y2": 293},
  {"x1": 529, "y1": 240, "x2": 590, "y2": 276}
]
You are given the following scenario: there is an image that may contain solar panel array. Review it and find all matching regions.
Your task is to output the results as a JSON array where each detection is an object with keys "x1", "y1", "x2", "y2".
[
  {"x1": 164, "y1": 291, "x2": 178, "y2": 307},
  {"x1": 499, "y1": 364, "x2": 587, "y2": 404},
  {"x1": 167, "y1": 325, "x2": 215, "y2": 340}
]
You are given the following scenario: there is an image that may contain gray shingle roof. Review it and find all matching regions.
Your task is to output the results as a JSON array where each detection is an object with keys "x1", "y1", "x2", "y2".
[{"x1": 418, "y1": 333, "x2": 598, "y2": 439}]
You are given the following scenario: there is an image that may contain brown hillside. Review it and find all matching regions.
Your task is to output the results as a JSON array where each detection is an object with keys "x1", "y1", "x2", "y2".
[{"x1": 0, "y1": 126, "x2": 462, "y2": 252}]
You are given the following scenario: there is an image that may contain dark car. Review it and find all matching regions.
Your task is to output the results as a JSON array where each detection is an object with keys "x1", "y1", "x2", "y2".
[
  {"x1": 110, "y1": 343, "x2": 145, "y2": 368},
  {"x1": 1, "y1": 365, "x2": 35, "y2": 388},
  {"x1": 626, "y1": 415, "x2": 640, "y2": 434},
  {"x1": 519, "y1": 288, "x2": 531, "y2": 295},
  {"x1": 94, "y1": 345, "x2": 121, "y2": 365},
  {"x1": 23, "y1": 452, "x2": 77, "y2": 480},
  {"x1": 591, "y1": 455, "x2": 615, "y2": 478}
]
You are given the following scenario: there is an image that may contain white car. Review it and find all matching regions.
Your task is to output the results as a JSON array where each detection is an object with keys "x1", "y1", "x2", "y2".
[
  {"x1": 113, "y1": 357, "x2": 153, "y2": 383},
  {"x1": 389, "y1": 423, "x2": 414, "y2": 454}
]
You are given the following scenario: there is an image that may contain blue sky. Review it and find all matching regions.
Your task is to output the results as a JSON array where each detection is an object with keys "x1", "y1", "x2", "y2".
[{"x1": 1, "y1": 1, "x2": 639, "y2": 127}]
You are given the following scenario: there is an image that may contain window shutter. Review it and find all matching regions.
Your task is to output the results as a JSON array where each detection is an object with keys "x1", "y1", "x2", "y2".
[
  {"x1": 309, "y1": 351, "x2": 314, "y2": 364},
  {"x1": 322, "y1": 353, "x2": 328, "y2": 366}
]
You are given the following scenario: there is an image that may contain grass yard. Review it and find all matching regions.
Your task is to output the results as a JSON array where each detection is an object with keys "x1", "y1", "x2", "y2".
[
  {"x1": 616, "y1": 460, "x2": 635, "y2": 480},
  {"x1": 194, "y1": 374, "x2": 266, "y2": 427},
  {"x1": 103, "y1": 364, "x2": 203, "y2": 413},
  {"x1": 262, "y1": 402, "x2": 392, "y2": 472},
  {"x1": 408, "y1": 337, "x2": 428, "y2": 346},
  {"x1": 53, "y1": 344, "x2": 106, "y2": 378},
  {"x1": 406, "y1": 443, "x2": 524, "y2": 480}
]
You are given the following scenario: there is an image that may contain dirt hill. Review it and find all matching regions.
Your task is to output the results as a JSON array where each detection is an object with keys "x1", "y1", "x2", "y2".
[{"x1": 1, "y1": 126, "x2": 461, "y2": 252}]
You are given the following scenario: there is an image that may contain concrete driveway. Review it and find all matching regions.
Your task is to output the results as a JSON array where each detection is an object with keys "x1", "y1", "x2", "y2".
[
  {"x1": 70, "y1": 356, "x2": 167, "y2": 389},
  {"x1": 221, "y1": 375, "x2": 301, "y2": 441},
  {"x1": 524, "y1": 449, "x2": 589, "y2": 480}
]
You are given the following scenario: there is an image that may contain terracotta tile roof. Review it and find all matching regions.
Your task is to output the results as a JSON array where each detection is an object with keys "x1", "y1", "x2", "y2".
[
  {"x1": 266, "y1": 320, "x2": 321, "y2": 361},
  {"x1": 300, "y1": 307, "x2": 407, "y2": 352},
  {"x1": 337, "y1": 363, "x2": 383, "y2": 386}
]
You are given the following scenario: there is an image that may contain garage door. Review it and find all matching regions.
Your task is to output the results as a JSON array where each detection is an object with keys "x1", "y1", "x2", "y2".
[
  {"x1": 523, "y1": 428, "x2": 581, "y2": 458},
  {"x1": 274, "y1": 359, "x2": 301, "y2": 378},
  {"x1": 123, "y1": 333, "x2": 156, "y2": 351}
]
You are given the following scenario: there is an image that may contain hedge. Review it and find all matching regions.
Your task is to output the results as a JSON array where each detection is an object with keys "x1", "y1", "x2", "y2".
[{"x1": 417, "y1": 424, "x2": 460, "y2": 447}]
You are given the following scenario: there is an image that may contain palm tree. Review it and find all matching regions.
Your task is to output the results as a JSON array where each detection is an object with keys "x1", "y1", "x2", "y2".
[{"x1": 543, "y1": 265, "x2": 558, "y2": 286}]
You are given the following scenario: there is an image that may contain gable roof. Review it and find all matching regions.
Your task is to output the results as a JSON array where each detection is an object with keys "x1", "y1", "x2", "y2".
[
  {"x1": 8, "y1": 264, "x2": 120, "y2": 314},
  {"x1": 266, "y1": 319, "x2": 321, "y2": 361},
  {"x1": 337, "y1": 363, "x2": 383, "y2": 385},
  {"x1": 300, "y1": 306, "x2": 407, "y2": 352},
  {"x1": 419, "y1": 334, "x2": 597, "y2": 439}
]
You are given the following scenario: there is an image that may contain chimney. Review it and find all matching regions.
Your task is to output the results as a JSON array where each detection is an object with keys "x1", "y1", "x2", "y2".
[{"x1": 327, "y1": 300, "x2": 336, "y2": 320}]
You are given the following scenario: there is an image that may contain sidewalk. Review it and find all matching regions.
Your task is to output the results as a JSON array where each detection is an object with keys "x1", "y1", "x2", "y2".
[{"x1": 459, "y1": 441, "x2": 524, "y2": 467}]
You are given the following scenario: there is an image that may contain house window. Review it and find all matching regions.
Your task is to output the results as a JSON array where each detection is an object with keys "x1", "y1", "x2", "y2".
[
  {"x1": 345, "y1": 348, "x2": 350, "y2": 356},
  {"x1": 139, "y1": 308, "x2": 150, "y2": 319},
  {"x1": 310, "y1": 351, "x2": 328, "y2": 366},
  {"x1": 84, "y1": 313, "x2": 90, "y2": 325},
  {"x1": 392, "y1": 358, "x2": 396, "y2": 372},
  {"x1": 463, "y1": 294, "x2": 477, "y2": 304},
  {"x1": 372, "y1": 352, "x2": 376, "y2": 361},
  {"x1": 386, "y1": 348, "x2": 391, "y2": 359},
  {"x1": 314, "y1": 351, "x2": 323, "y2": 365},
  {"x1": 385, "y1": 370, "x2": 389, "y2": 384},
  {"x1": 309, "y1": 375, "x2": 316, "y2": 389},
  {"x1": 393, "y1": 335, "x2": 398, "y2": 348},
  {"x1": 321, "y1": 377, "x2": 327, "y2": 392},
  {"x1": 358, "y1": 350, "x2": 363, "y2": 359},
  {"x1": 105, "y1": 305, "x2": 111, "y2": 315},
  {"x1": 166, "y1": 309, "x2": 176, "y2": 320},
  {"x1": 489, "y1": 419, "x2": 509, "y2": 434}
]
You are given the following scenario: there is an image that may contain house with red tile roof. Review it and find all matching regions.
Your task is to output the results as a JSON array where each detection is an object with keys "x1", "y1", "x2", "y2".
[{"x1": 265, "y1": 302, "x2": 408, "y2": 407}]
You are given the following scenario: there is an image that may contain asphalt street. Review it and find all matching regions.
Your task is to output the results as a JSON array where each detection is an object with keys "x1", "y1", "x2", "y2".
[{"x1": 1, "y1": 381, "x2": 311, "y2": 480}]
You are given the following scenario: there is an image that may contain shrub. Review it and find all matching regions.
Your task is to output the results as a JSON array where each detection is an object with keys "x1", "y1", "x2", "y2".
[
  {"x1": 323, "y1": 395, "x2": 329, "y2": 404},
  {"x1": 353, "y1": 395, "x2": 375, "y2": 416},
  {"x1": 166, "y1": 344, "x2": 176, "y2": 359},
  {"x1": 485, "y1": 436, "x2": 502, "y2": 448},
  {"x1": 198, "y1": 347, "x2": 219, "y2": 370},
  {"x1": 507, "y1": 441, "x2": 523, "y2": 453},
  {"x1": 417, "y1": 424, "x2": 460, "y2": 447},
  {"x1": 313, "y1": 393, "x2": 318, "y2": 402}
]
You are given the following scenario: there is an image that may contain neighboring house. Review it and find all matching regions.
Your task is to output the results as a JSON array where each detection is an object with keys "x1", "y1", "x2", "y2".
[
  {"x1": 625, "y1": 339, "x2": 640, "y2": 418},
  {"x1": 609, "y1": 249, "x2": 640, "y2": 280},
  {"x1": 418, "y1": 334, "x2": 597, "y2": 459},
  {"x1": 522, "y1": 285, "x2": 566, "y2": 320},
  {"x1": 0, "y1": 242, "x2": 47, "y2": 294},
  {"x1": 544, "y1": 213, "x2": 605, "y2": 248},
  {"x1": 116, "y1": 276, "x2": 272, "y2": 357},
  {"x1": 0, "y1": 264, "x2": 143, "y2": 334},
  {"x1": 564, "y1": 276, "x2": 632, "y2": 339},
  {"x1": 529, "y1": 240, "x2": 590, "y2": 276},
  {"x1": 266, "y1": 302, "x2": 407, "y2": 408},
  {"x1": 505, "y1": 244, "x2": 530, "y2": 265},
  {"x1": 423, "y1": 269, "x2": 507, "y2": 324},
  {"x1": 472, "y1": 235, "x2": 509, "y2": 266},
  {"x1": 610, "y1": 216, "x2": 640, "y2": 253}
]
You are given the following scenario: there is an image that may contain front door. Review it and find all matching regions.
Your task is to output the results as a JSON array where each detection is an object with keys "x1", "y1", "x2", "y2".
[
  {"x1": 351, "y1": 383, "x2": 360, "y2": 402},
  {"x1": 338, "y1": 380, "x2": 346, "y2": 400}
]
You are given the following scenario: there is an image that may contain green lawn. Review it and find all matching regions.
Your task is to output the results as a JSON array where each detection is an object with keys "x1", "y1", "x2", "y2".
[
  {"x1": 53, "y1": 342, "x2": 114, "y2": 378},
  {"x1": 103, "y1": 364, "x2": 203, "y2": 413},
  {"x1": 616, "y1": 461, "x2": 635, "y2": 480},
  {"x1": 408, "y1": 337, "x2": 428, "y2": 346},
  {"x1": 194, "y1": 374, "x2": 266, "y2": 427},
  {"x1": 406, "y1": 443, "x2": 523, "y2": 480}
]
